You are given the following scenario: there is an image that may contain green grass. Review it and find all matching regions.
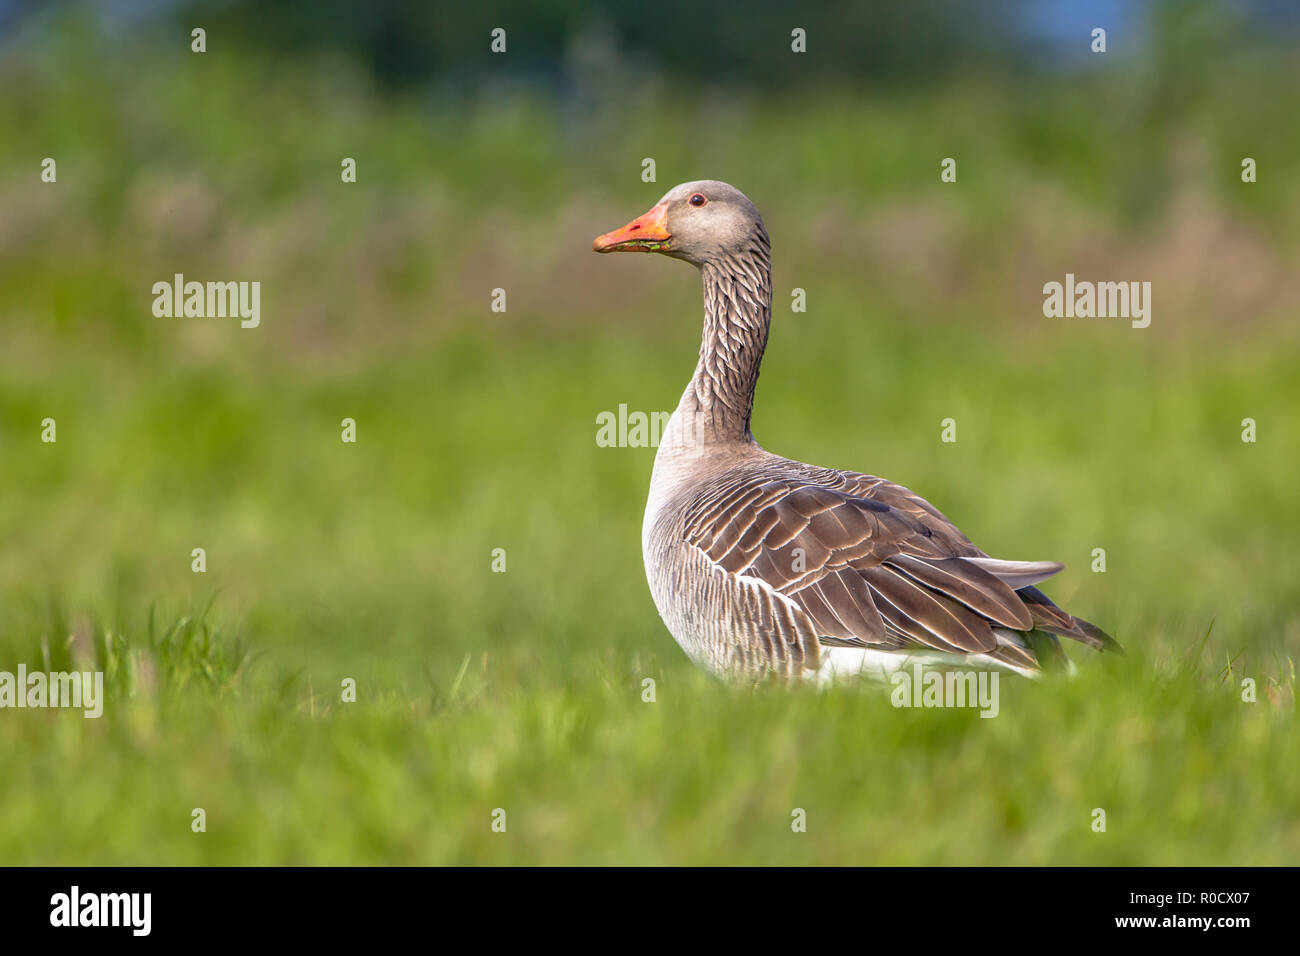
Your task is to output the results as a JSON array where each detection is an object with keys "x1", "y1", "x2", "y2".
[
  {"x1": 2, "y1": 604, "x2": 1295, "y2": 865},
  {"x1": 1, "y1": 25, "x2": 1298, "y2": 864}
]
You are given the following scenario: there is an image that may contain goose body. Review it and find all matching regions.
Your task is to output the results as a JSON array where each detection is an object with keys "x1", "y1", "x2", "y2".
[{"x1": 595, "y1": 181, "x2": 1117, "y2": 682}]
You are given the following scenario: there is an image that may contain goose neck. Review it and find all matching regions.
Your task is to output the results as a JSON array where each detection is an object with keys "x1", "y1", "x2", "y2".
[{"x1": 678, "y1": 247, "x2": 773, "y2": 445}]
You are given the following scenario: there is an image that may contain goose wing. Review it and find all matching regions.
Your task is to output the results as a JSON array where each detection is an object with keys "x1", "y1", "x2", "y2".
[{"x1": 684, "y1": 466, "x2": 1113, "y2": 664}]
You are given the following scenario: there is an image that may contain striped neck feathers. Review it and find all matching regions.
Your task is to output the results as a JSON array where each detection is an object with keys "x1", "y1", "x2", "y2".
[{"x1": 680, "y1": 228, "x2": 773, "y2": 445}]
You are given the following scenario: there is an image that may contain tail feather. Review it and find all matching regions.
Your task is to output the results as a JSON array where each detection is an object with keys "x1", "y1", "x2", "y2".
[{"x1": 1017, "y1": 585, "x2": 1122, "y2": 654}]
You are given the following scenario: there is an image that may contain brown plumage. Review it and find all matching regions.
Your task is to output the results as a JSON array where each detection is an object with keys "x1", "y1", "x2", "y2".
[{"x1": 593, "y1": 180, "x2": 1119, "y2": 681}]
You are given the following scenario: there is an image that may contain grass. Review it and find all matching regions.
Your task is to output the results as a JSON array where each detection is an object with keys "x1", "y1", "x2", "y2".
[
  {"x1": 2, "y1": 604, "x2": 1295, "y2": 865},
  {"x1": 0, "y1": 22, "x2": 1297, "y2": 864}
]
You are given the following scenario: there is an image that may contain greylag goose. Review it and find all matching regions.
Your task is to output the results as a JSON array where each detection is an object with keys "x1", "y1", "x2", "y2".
[{"x1": 594, "y1": 181, "x2": 1119, "y2": 682}]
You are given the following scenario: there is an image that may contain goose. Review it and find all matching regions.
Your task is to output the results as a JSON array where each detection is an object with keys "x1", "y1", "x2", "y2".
[{"x1": 593, "y1": 180, "x2": 1119, "y2": 682}]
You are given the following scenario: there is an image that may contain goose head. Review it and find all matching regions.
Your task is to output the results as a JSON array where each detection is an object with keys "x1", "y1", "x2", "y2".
[{"x1": 593, "y1": 180, "x2": 766, "y2": 267}]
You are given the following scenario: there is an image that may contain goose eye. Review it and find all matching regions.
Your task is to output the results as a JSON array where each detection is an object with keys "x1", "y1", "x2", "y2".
[{"x1": 688, "y1": 193, "x2": 707, "y2": 207}]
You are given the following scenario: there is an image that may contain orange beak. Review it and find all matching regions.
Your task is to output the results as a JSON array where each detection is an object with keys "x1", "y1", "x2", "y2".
[{"x1": 593, "y1": 203, "x2": 671, "y2": 253}]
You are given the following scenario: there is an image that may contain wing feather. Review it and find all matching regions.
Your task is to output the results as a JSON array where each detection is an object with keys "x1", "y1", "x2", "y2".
[{"x1": 683, "y1": 463, "x2": 1117, "y2": 669}]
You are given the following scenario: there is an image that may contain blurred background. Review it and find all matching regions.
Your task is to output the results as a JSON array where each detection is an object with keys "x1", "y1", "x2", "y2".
[{"x1": 0, "y1": 0, "x2": 1297, "y2": 865}]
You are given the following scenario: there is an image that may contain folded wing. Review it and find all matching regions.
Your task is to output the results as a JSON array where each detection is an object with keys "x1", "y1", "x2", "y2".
[{"x1": 684, "y1": 466, "x2": 1116, "y2": 667}]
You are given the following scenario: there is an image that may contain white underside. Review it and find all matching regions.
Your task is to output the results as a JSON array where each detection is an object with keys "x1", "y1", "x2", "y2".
[{"x1": 815, "y1": 644, "x2": 1041, "y2": 684}]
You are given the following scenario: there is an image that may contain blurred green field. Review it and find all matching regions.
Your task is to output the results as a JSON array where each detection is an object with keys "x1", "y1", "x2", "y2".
[{"x1": 1, "y1": 22, "x2": 1298, "y2": 864}]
